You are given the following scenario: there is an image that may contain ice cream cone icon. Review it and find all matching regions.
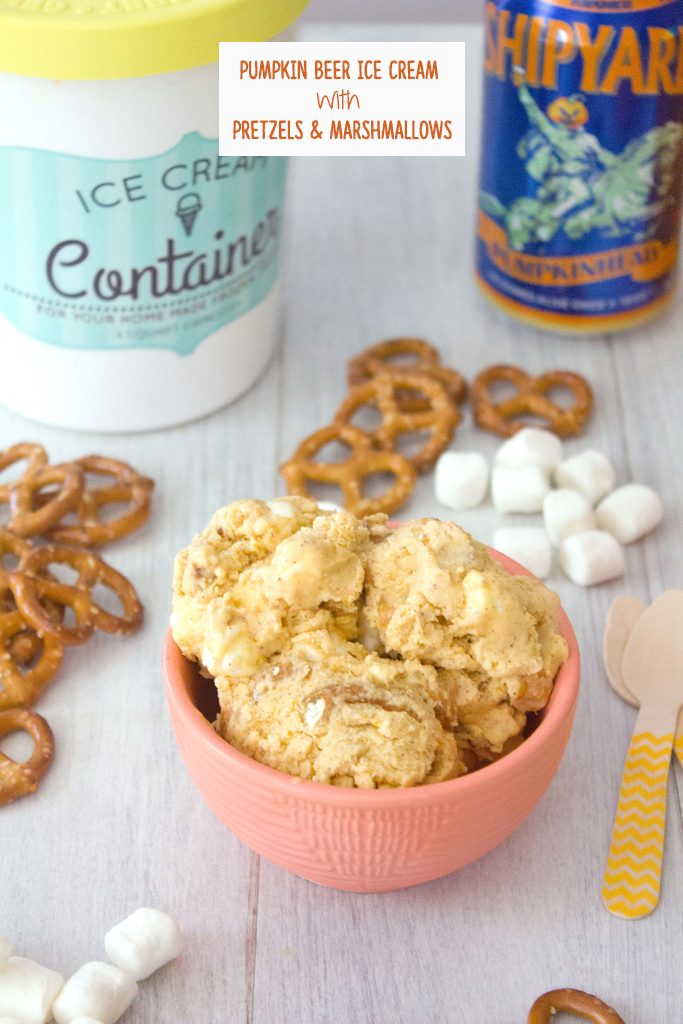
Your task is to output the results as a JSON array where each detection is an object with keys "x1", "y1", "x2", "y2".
[{"x1": 176, "y1": 192, "x2": 202, "y2": 236}]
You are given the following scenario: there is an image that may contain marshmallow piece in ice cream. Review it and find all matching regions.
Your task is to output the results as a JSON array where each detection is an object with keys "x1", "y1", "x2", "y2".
[
  {"x1": 543, "y1": 488, "x2": 596, "y2": 545},
  {"x1": 559, "y1": 530, "x2": 625, "y2": 586},
  {"x1": 104, "y1": 908, "x2": 183, "y2": 982},
  {"x1": 595, "y1": 484, "x2": 663, "y2": 545},
  {"x1": 434, "y1": 451, "x2": 489, "y2": 510},
  {"x1": 554, "y1": 450, "x2": 616, "y2": 505},
  {"x1": 0, "y1": 957, "x2": 64, "y2": 1024},
  {"x1": 495, "y1": 428, "x2": 563, "y2": 473},
  {"x1": 0, "y1": 938, "x2": 11, "y2": 970},
  {"x1": 493, "y1": 527, "x2": 552, "y2": 580},
  {"x1": 491, "y1": 464, "x2": 550, "y2": 513},
  {"x1": 52, "y1": 963, "x2": 136, "y2": 1024}
]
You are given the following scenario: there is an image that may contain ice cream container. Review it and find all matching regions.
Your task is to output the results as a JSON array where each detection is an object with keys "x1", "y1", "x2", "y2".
[{"x1": 0, "y1": 0, "x2": 309, "y2": 431}]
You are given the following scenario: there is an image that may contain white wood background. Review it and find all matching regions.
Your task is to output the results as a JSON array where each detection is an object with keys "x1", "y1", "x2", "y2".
[{"x1": 2, "y1": 23, "x2": 683, "y2": 1024}]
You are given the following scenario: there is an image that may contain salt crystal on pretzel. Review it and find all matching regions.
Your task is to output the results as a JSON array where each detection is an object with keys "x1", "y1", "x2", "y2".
[
  {"x1": 595, "y1": 484, "x2": 663, "y2": 545},
  {"x1": 554, "y1": 450, "x2": 616, "y2": 505},
  {"x1": 0, "y1": 957, "x2": 64, "y2": 1024},
  {"x1": 491, "y1": 465, "x2": 550, "y2": 514},
  {"x1": 104, "y1": 908, "x2": 183, "y2": 981},
  {"x1": 52, "y1": 963, "x2": 136, "y2": 1024}
]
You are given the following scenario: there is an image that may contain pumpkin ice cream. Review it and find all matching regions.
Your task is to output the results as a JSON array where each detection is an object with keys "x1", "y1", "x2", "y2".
[{"x1": 171, "y1": 498, "x2": 568, "y2": 788}]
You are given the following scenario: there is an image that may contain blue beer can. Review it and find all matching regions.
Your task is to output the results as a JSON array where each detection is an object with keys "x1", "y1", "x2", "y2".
[{"x1": 476, "y1": 0, "x2": 683, "y2": 332}]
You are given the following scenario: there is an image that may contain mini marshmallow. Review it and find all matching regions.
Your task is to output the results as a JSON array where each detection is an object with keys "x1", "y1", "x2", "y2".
[
  {"x1": 495, "y1": 428, "x2": 563, "y2": 472},
  {"x1": 559, "y1": 530, "x2": 625, "y2": 586},
  {"x1": 104, "y1": 908, "x2": 183, "y2": 982},
  {"x1": 52, "y1": 963, "x2": 136, "y2": 1024},
  {"x1": 316, "y1": 501, "x2": 343, "y2": 513},
  {"x1": 0, "y1": 1018, "x2": 34, "y2": 1023},
  {"x1": 493, "y1": 528, "x2": 552, "y2": 579},
  {"x1": 596, "y1": 484, "x2": 663, "y2": 545},
  {"x1": 543, "y1": 488, "x2": 596, "y2": 545},
  {"x1": 554, "y1": 450, "x2": 616, "y2": 505},
  {"x1": 434, "y1": 451, "x2": 489, "y2": 510},
  {"x1": 0, "y1": 938, "x2": 11, "y2": 970},
  {"x1": 0, "y1": 957, "x2": 64, "y2": 1024},
  {"x1": 491, "y1": 464, "x2": 550, "y2": 514}
]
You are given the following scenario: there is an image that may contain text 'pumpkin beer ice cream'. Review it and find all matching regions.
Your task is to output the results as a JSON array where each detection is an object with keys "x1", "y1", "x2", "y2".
[
  {"x1": 0, "y1": 0, "x2": 308, "y2": 431},
  {"x1": 476, "y1": 0, "x2": 683, "y2": 333}
]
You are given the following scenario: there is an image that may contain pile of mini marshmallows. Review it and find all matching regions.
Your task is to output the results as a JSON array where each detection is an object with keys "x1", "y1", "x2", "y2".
[
  {"x1": 0, "y1": 908, "x2": 182, "y2": 1024},
  {"x1": 434, "y1": 428, "x2": 663, "y2": 585}
]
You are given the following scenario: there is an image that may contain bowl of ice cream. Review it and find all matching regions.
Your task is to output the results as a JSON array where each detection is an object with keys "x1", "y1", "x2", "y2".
[{"x1": 163, "y1": 499, "x2": 579, "y2": 892}]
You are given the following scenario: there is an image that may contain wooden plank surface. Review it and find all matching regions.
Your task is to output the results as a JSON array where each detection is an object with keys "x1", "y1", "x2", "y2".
[{"x1": 1, "y1": 22, "x2": 682, "y2": 1024}]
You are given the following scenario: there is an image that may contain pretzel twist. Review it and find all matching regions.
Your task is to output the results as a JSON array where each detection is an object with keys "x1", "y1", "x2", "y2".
[
  {"x1": 0, "y1": 707, "x2": 55, "y2": 805},
  {"x1": 13, "y1": 545, "x2": 143, "y2": 640},
  {"x1": 0, "y1": 611, "x2": 64, "y2": 710},
  {"x1": 0, "y1": 443, "x2": 48, "y2": 503},
  {"x1": 8, "y1": 463, "x2": 84, "y2": 538},
  {"x1": 528, "y1": 989, "x2": 625, "y2": 1024},
  {"x1": 472, "y1": 364, "x2": 593, "y2": 438},
  {"x1": 46, "y1": 455, "x2": 154, "y2": 547},
  {"x1": 335, "y1": 370, "x2": 460, "y2": 472},
  {"x1": 280, "y1": 423, "x2": 416, "y2": 518},
  {"x1": 348, "y1": 338, "x2": 466, "y2": 412}
]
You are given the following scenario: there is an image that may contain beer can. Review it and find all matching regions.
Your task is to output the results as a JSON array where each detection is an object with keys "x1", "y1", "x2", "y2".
[{"x1": 476, "y1": 0, "x2": 683, "y2": 333}]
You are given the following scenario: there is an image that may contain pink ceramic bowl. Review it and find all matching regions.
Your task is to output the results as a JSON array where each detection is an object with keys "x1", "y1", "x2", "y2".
[{"x1": 163, "y1": 551, "x2": 579, "y2": 892}]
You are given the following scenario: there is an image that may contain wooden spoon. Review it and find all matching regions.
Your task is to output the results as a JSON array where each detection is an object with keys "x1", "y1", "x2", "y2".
[
  {"x1": 604, "y1": 596, "x2": 683, "y2": 766},
  {"x1": 602, "y1": 591, "x2": 683, "y2": 919}
]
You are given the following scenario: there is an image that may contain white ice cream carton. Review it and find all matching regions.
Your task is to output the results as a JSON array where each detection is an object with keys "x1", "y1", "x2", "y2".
[{"x1": 0, "y1": 0, "x2": 308, "y2": 431}]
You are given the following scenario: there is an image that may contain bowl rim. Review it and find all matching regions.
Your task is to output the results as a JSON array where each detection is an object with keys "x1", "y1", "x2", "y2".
[{"x1": 163, "y1": 548, "x2": 580, "y2": 806}]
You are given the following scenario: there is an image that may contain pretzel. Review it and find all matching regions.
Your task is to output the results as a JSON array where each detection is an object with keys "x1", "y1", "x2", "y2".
[
  {"x1": 0, "y1": 526, "x2": 32, "y2": 604},
  {"x1": 8, "y1": 462, "x2": 84, "y2": 538},
  {"x1": 9, "y1": 572, "x2": 95, "y2": 647},
  {"x1": 348, "y1": 338, "x2": 467, "y2": 412},
  {"x1": 335, "y1": 371, "x2": 460, "y2": 473},
  {"x1": 472, "y1": 365, "x2": 593, "y2": 438},
  {"x1": 14, "y1": 545, "x2": 143, "y2": 639},
  {"x1": 0, "y1": 443, "x2": 48, "y2": 503},
  {"x1": 8, "y1": 629, "x2": 42, "y2": 667},
  {"x1": 528, "y1": 989, "x2": 625, "y2": 1024},
  {"x1": 280, "y1": 423, "x2": 416, "y2": 518},
  {"x1": 0, "y1": 611, "x2": 63, "y2": 710},
  {"x1": 0, "y1": 707, "x2": 55, "y2": 805},
  {"x1": 46, "y1": 455, "x2": 154, "y2": 547}
]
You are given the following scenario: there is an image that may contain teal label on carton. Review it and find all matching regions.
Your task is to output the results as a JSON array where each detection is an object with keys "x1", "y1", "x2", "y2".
[{"x1": 0, "y1": 134, "x2": 286, "y2": 355}]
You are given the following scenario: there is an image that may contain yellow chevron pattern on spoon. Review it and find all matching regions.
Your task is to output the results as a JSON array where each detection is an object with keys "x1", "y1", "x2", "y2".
[
  {"x1": 602, "y1": 730, "x2": 672, "y2": 919},
  {"x1": 602, "y1": 591, "x2": 683, "y2": 920}
]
